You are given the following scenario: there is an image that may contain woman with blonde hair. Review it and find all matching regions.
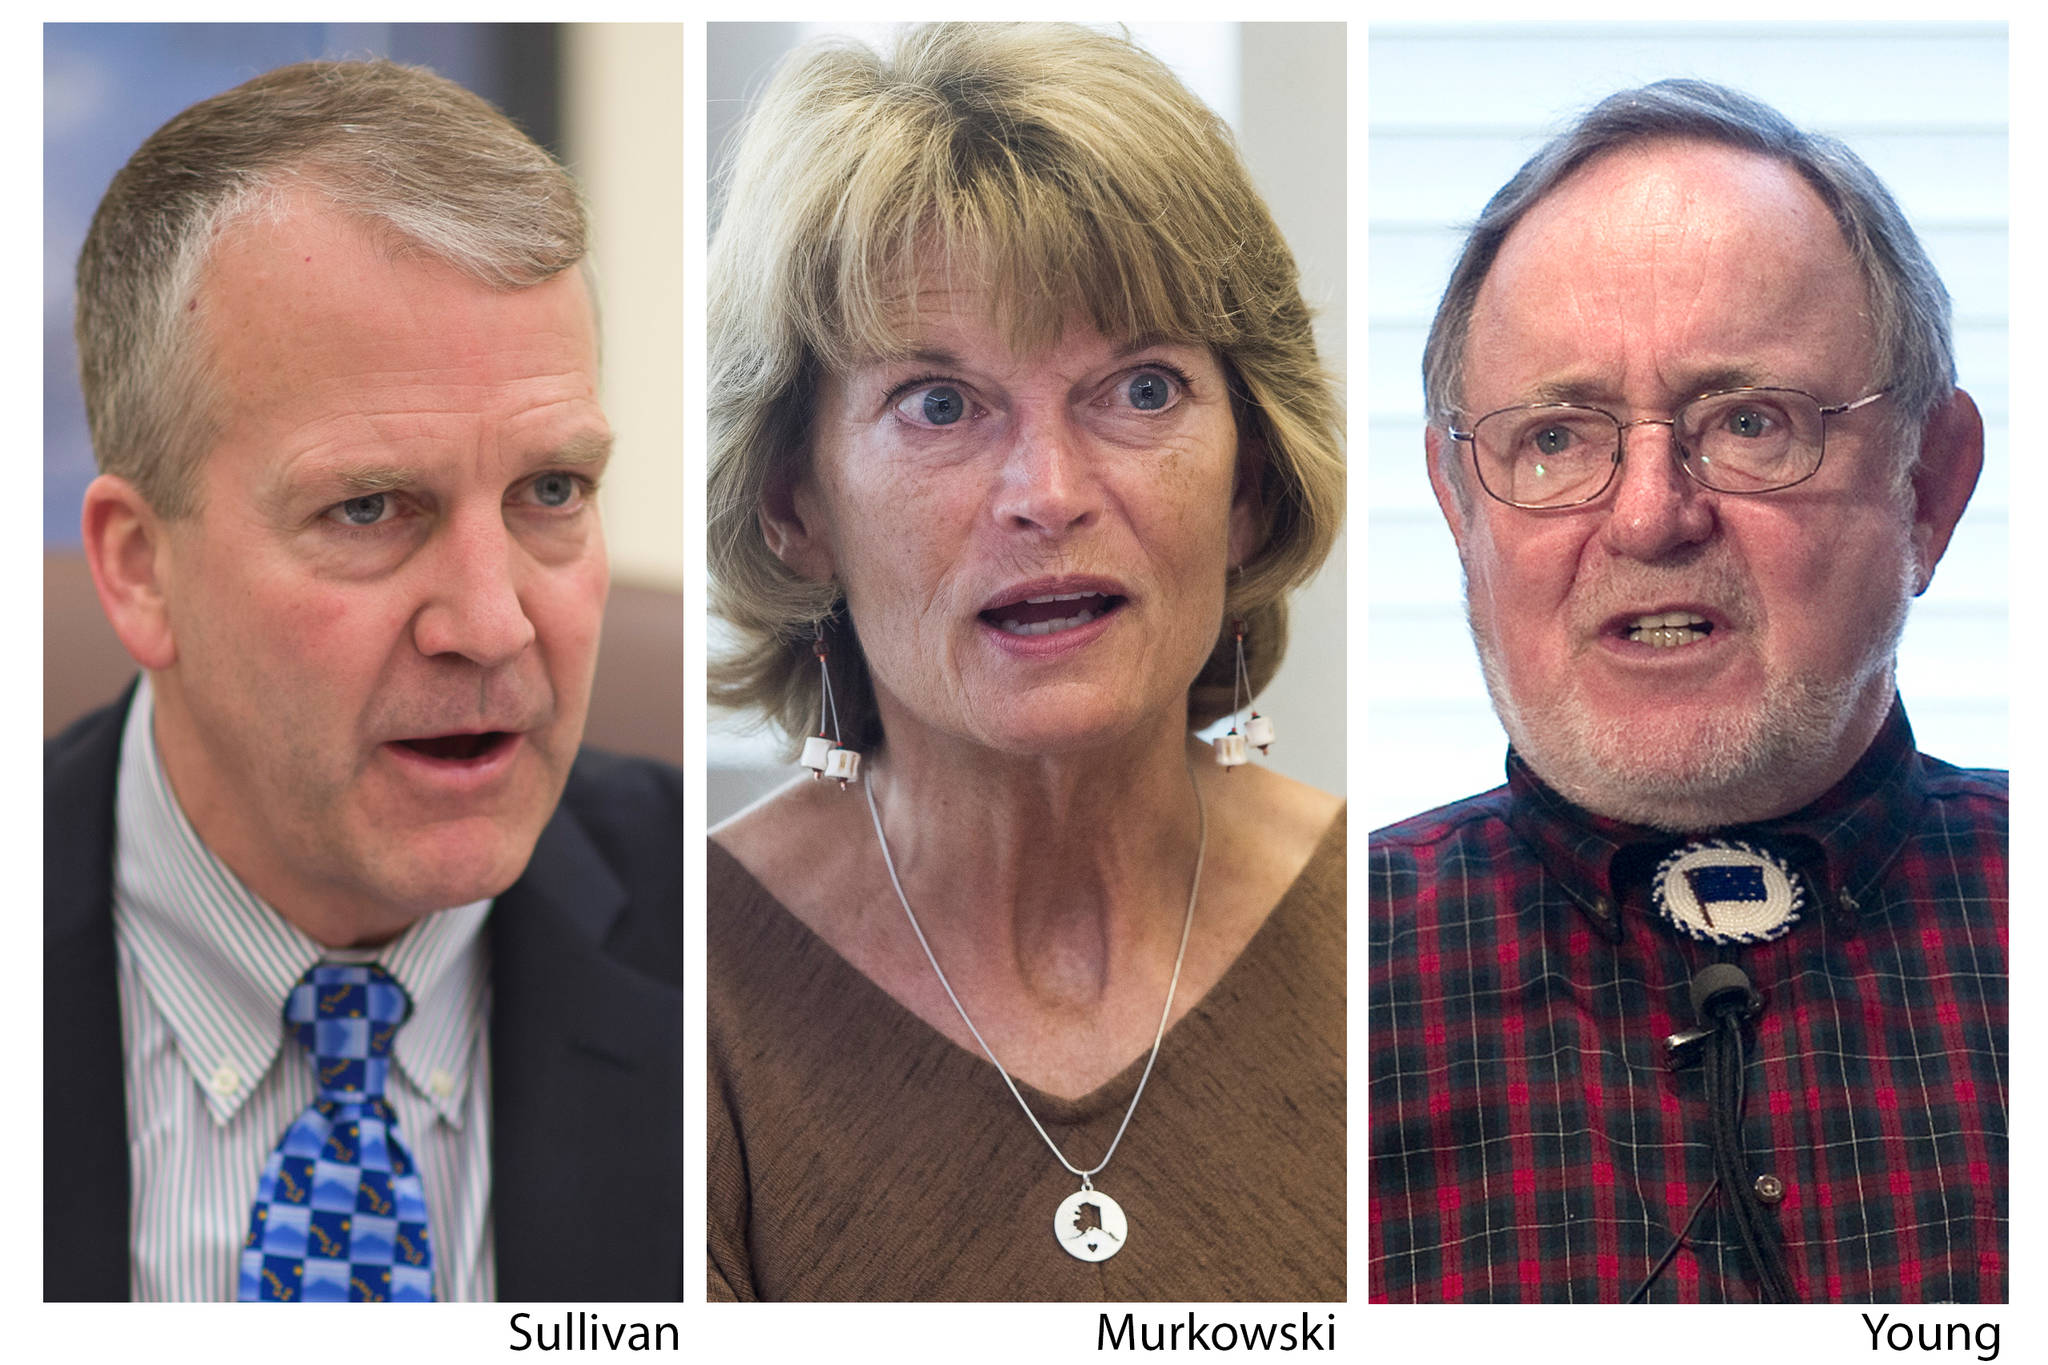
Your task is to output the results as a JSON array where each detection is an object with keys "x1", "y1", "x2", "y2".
[{"x1": 708, "y1": 23, "x2": 1345, "y2": 1300}]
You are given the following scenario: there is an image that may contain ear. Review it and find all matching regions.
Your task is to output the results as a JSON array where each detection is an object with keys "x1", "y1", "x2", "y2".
[
  {"x1": 757, "y1": 471, "x2": 837, "y2": 583},
  {"x1": 80, "y1": 473, "x2": 178, "y2": 670},
  {"x1": 1426, "y1": 425, "x2": 1473, "y2": 545},
  {"x1": 1906, "y1": 388, "x2": 1984, "y2": 596},
  {"x1": 1226, "y1": 428, "x2": 1267, "y2": 569}
]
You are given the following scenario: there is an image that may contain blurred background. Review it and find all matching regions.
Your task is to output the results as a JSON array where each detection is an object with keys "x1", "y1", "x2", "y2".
[
  {"x1": 705, "y1": 22, "x2": 1348, "y2": 825},
  {"x1": 43, "y1": 22, "x2": 686, "y2": 763},
  {"x1": 1366, "y1": 21, "x2": 2008, "y2": 830}
]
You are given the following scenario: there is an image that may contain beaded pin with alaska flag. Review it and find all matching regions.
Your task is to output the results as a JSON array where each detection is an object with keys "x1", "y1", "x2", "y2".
[
  {"x1": 239, "y1": 963, "x2": 434, "y2": 1302},
  {"x1": 1652, "y1": 839, "x2": 1805, "y2": 945}
]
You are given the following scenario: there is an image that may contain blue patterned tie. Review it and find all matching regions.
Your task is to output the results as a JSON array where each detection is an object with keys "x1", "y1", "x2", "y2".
[{"x1": 238, "y1": 964, "x2": 435, "y2": 1302}]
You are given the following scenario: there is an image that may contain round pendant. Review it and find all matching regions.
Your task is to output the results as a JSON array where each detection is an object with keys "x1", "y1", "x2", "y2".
[
  {"x1": 1054, "y1": 1187, "x2": 1128, "y2": 1262},
  {"x1": 1652, "y1": 839, "x2": 1805, "y2": 945}
]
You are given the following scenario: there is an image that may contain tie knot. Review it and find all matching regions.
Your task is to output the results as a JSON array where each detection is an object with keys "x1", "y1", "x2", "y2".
[{"x1": 284, "y1": 963, "x2": 411, "y2": 1099}]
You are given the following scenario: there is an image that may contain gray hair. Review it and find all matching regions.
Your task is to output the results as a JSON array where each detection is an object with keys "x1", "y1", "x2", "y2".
[
  {"x1": 76, "y1": 59, "x2": 588, "y2": 517},
  {"x1": 1422, "y1": 79, "x2": 1954, "y2": 457}
]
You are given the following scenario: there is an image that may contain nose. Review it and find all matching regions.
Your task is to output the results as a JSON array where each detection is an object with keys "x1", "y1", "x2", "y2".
[
  {"x1": 410, "y1": 511, "x2": 537, "y2": 667},
  {"x1": 1599, "y1": 418, "x2": 1716, "y2": 561},
  {"x1": 989, "y1": 414, "x2": 1100, "y2": 537}
]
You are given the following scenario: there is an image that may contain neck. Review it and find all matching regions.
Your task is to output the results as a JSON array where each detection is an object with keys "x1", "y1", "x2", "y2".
[{"x1": 864, "y1": 716, "x2": 1207, "y2": 1013}]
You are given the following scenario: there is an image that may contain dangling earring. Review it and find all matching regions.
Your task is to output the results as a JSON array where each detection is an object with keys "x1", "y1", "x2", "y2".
[
  {"x1": 1213, "y1": 617, "x2": 1274, "y2": 769},
  {"x1": 799, "y1": 618, "x2": 861, "y2": 789}
]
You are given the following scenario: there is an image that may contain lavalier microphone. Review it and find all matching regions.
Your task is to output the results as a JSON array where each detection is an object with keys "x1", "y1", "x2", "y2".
[
  {"x1": 1636, "y1": 961, "x2": 1795, "y2": 1303},
  {"x1": 1665, "y1": 963, "x2": 1762, "y2": 1070}
]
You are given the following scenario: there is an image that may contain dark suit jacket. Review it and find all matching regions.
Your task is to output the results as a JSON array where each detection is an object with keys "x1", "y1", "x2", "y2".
[{"x1": 44, "y1": 692, "x2": 687, "y2": 1300}]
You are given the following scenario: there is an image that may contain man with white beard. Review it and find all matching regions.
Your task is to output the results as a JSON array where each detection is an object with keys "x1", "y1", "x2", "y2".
[{"x1": 1368, "y1": 81, "x2": 2005, "y2": 1304}]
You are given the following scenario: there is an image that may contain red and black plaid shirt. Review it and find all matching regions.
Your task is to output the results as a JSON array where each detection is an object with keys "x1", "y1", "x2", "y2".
[{"x1": 1368, "y1": 701, "x2": 2007, "y2": 1302}]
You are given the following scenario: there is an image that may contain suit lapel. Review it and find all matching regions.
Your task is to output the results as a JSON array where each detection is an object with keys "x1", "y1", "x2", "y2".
[
  {"x1": 43, "y1": 694, "x2": 137, "y2": 1300},
  {"x1": 45, "y1": 692, "x2": 686, "y2": 1302},
  {"x1": 489, "y1": 798, "x2": 686, "y2": 1300}
]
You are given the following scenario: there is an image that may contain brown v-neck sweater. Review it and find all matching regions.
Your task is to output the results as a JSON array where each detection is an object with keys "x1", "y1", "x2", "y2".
[{"x1": 707, "y1": 812, "x2": 1345, "y2": 1301}]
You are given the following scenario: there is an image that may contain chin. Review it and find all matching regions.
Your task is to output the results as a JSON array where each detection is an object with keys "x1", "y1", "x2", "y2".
[
  {"x1": 1482, "y1": 646, "x2": 1897, "y2": 831},
  {"x1": 366, "y1": 818, "x2": 540, "y2": 914},
  {"x1": 1502, "y1": 683, "x2": 1878, "y2": 831},
  {"x1": 991, "y1": 694, "x2": 1182, "y2": 757}
]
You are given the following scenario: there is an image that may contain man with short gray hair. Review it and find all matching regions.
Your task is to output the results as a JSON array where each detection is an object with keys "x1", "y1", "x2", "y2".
[
  {"x1": 1369, "y1": 81, "x2": 2005, "y2": 1303},
  {"x1": 46, "y1": 60, "x2": 684, "y2": 1301}
]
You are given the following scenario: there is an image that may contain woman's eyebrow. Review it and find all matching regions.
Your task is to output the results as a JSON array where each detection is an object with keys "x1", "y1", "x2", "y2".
[{"x1": 1116, "y1": 333, "x2": 1174, "y2": 357}]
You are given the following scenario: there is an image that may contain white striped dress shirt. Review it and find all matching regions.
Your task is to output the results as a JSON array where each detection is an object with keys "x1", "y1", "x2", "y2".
[{"x1": 111, "y1": 677, "x2": 497, "y2": 1300}]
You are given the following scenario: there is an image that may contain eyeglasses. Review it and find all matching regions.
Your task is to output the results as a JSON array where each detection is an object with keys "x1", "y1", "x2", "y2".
[{"x1": 1447, "y1": 387, "x2": 1891, "y2": 509}]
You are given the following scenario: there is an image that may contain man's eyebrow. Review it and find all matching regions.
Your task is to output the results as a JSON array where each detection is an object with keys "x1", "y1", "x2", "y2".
[
  {"x1": 289, "y1": 432, "x2": 614, "y2": 503},
  {"x1": 262, "y1": 461, "x2": 413, "y2": 522},
  {"x1": 1520, "y1": 367, "x2": 1768, "y2": 408},
  {"x1": 328, "y1": 464, "x2": 416, "y2": 494},
  {"x1": 1678, "y1": 367, "x2": 1769, "y2": 397},
  {"x1": 546, "y1": 431, "x2": 615, "y2": 467},
  {"x1": 1520, "y1": 379, "x2": 1611, "y2": 407}
]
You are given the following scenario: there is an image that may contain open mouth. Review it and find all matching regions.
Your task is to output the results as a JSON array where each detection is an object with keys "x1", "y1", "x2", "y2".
[
  {"x1": 1625, "y1": 611, "x2": 1713, "y2": 649},
  {"x1": 979, "y1": 591, "x2": 1126, "y2": 637},
  {"x1": 395, "y1": 731, "x2": 515, "y2": 761}
]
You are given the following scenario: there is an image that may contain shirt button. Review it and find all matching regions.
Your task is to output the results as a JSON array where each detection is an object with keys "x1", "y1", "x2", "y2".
[
  {"x1": 209, "y1": 1064, "x2": 241, "y2": 1096},
  {"x1": 1753, "y1": 1173, "x2": 1786, "y2": 1205},
  {"x1": 429, "y1": 1069, "x2": 455, "y2": 1099}
]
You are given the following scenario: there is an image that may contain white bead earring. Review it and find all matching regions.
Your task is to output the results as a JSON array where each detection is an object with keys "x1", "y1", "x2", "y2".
[
  {"x1": 1213, "y1": 618, "x2": 1274, "y2": 769},
  {"x1": 799, "y1": 618, "x2": 861, "y2": 788}
]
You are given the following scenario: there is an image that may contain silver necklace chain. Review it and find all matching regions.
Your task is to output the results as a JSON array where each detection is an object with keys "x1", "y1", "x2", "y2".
[{"x1": 862, "y1": 753, "x2": 1206, "y2": 1185}]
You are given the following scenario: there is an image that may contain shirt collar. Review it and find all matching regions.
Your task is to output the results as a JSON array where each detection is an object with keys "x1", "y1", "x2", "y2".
[
  {"x1": 112, "y1": 676, "x2": 491, "y2": 1126},
  {"x1": 1502, "y1": 696, "x2": 1926, "y2": 942}
]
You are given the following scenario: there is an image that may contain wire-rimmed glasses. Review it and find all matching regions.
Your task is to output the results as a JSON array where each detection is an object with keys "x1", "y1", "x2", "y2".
[{"x1": 1447, "y1": 387, "x2": 1891, "y2": 509}]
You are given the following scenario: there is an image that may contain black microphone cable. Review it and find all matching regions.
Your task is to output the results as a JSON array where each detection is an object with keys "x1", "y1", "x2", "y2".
[{"x1": 1630, "y1": 964, "x2": 1797, "y2": 1303}]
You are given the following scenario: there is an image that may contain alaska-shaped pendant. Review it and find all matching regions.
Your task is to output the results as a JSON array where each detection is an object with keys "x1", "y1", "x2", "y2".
[{"x1": 1054, "y1": 1186, "x2": 1128, "y2": 1262}]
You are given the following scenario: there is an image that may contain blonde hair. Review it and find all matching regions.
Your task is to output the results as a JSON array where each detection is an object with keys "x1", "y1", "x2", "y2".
[
  {"x1": 76, "y1": 59, "x2": 587, "y2": 517},
  {"x1": 710, "y1": 23, "x2": 1344, "y2": 751}
]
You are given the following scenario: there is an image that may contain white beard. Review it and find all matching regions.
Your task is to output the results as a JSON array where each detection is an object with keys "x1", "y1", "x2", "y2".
[{"x1": 1466, "y1": 557, "x2": 1915, "y2": 832}]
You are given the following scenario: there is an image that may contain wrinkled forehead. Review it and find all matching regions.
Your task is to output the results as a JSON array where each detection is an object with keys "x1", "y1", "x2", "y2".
[
  {"x1": 1466, "y1": 139, "x2": 1876, "y2": 399},
  {"x1": 813, "y1": 227, "x2": 1219, "y2": 376},
  {"x1": 830, "y1": 251, "x2": 1065, "y2": 366}
]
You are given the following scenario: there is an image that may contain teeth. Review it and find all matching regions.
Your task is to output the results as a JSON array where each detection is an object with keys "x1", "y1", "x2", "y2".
[
  {"x1": 1626, "y1": 611, "x2": 1712, "y2": 649},
  {"x1": 996, "y1": 608, "x2": 1100, "y2": 635},
  {"x1": 1022, "y1": 591, "x2": 1098, "y2": 604}
]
